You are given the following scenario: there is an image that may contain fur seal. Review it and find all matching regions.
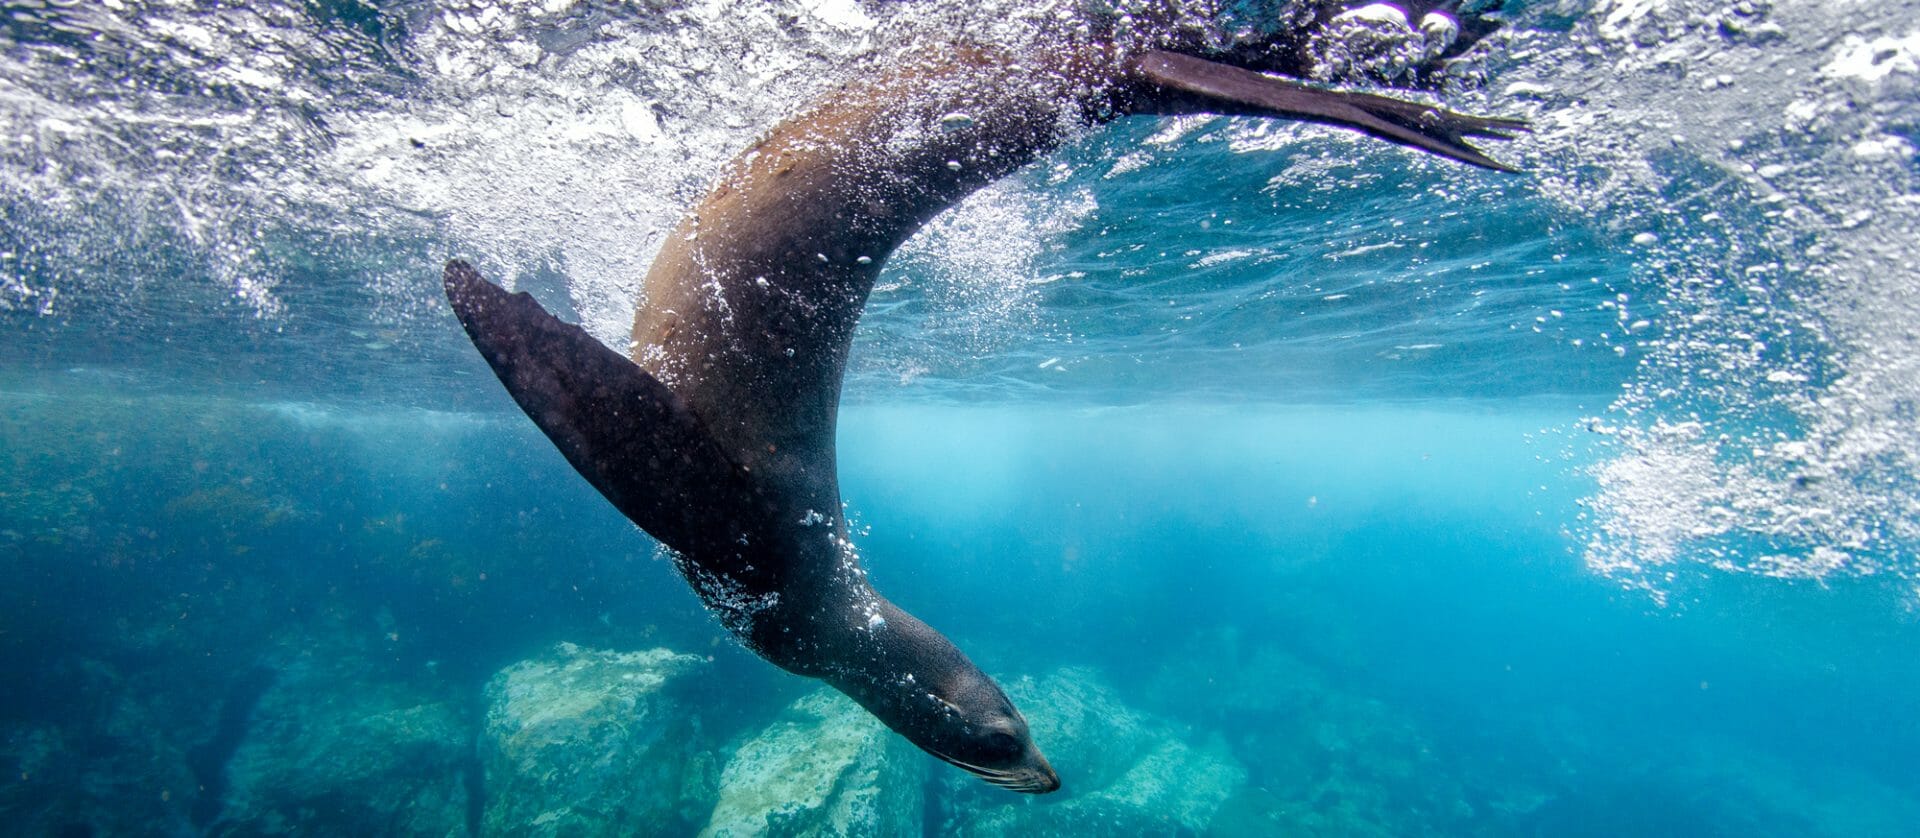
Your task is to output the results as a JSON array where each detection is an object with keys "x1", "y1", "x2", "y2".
[{"x1": 444, "y1": 1, "x2": 1520, "y2": 794}]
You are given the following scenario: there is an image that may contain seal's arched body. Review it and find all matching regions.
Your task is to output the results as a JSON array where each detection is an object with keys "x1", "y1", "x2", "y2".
[{"x1": 446, "y1": 2, "x2": 1520, "y2": 795}]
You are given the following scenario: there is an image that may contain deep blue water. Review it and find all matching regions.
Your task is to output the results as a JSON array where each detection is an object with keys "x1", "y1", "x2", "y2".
[{"x1": 5, "y1": 0, "x2": 1920, "y2": 835}]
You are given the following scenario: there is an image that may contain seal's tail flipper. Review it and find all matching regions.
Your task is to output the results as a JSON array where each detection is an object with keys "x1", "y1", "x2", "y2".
[
  {"x1": 1130, "y1": 50, "x2": 1526, "y2": 172},
  {"x1": 442, "y1": 260, "x2": 763, "y2": 557}
]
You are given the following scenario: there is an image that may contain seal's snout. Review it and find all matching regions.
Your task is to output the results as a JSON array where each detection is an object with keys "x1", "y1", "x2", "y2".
[
  {"x1": 928, "y1": 742, "x2": 1061, "y2": 794},
  {"x1": 1027, "y1": 756, "x2": 1062, "y2": 794},
  {"x1": 959, "y1": 750, "x2": 1059, "y2": 794},
  {"x1": 974, "y1": 765, "x2": 1059, "y2": 795}
]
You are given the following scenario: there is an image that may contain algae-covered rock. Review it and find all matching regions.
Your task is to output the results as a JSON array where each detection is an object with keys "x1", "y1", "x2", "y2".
[
  {"x1": 482, "y1": 642, "x2": 714, "y2": 836},
  {"x1": 215, "y1": 660, "x2": 472, "y2": 836},
  {"x1": 702, "y1": 688, "x2": 925, "y2": 837},
  {"x1": 940, "y1": 667, "x2": 1246, "y2": 836},
  {"x1": 1003, "y1": 666, "x2": 1160, "y2": 791}
]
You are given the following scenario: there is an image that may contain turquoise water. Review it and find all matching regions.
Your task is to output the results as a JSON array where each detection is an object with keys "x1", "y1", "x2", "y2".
[{"x1": 6, "y1": 0, "x2": 1920, "y2": 835}]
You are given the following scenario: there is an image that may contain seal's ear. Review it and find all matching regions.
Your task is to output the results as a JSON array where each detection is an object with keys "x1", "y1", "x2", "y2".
[
  {"x1": 1127, "y1": 50, "x2": 1525, "y2": 171},
  {"x1": 443, "y1": 260, "x2": 768, "y2": 561}
]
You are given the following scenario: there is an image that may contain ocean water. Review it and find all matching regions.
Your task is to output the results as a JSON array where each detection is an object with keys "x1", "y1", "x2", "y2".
[{"x1": 4, "y1": 0, "x2": 1919, "y2": 835}]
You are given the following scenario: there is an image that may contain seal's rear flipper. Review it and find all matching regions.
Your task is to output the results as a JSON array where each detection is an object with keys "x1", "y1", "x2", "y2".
[
  {"x1": 1130, "y1": 50, "x2": 1526, "y2": 171},
  {"x1": 443, "y1": 260, "x2": 764, "y2": 558}
]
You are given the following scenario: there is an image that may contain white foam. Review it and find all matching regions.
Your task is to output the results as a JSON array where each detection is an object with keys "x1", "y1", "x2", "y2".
[
  {"x1": 1506, "y1": 1, "x2": 1920, "y2": 592},
  {"x1": 10, "y1": 0, "x2": 1915, "y2": 597}
]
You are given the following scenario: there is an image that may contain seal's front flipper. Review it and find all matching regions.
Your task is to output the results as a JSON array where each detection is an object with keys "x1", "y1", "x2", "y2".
[
  {"x1": 443, "y1": 260, "x2": 765, "y2": 558},
  {"x1": 1130, "y1": 50, "x2": 1526, "y2": 171}
]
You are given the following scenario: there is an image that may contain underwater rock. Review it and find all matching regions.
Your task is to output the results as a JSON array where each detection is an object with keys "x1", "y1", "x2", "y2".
[
  {"x1": 998, "y1": 666, "x2": 1159, "y2": 789},
  {"x1": 482, "y1": 642, "x2": 715, "y2": 836},
  {"x1": 0, "y1": 681, "x2": 204, "y2": 836},
  {"x1": 701, "y1": 688, "x2": 925, "y2": 838},
  {"x1": 215, "y1": 658, "x2": 473, "y2": 836},
  {"x1": 939, "y1": 667, "x2": 1246, "y2": 836},
  {"x1": 1147, "y1": 631, "x2": 1482, "y2": 835}
]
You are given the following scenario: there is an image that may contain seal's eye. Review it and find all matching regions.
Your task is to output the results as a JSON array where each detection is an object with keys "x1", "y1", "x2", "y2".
[{"x1": 987, "y1": 730, "x2": 1021, "y2": 758}]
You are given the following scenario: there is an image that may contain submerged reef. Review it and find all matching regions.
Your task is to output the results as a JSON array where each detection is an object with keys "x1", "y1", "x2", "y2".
[
  {"x1": 215, "y1": 658, "x2": 473, "y2": 836},
  {"x1": 7, "y1": 393, "x2": 1920, "y2": 835},
  {"x1": 703, "y1": 690, "x2": 924, "y2": 837},
  {"x1": 7, "y1": 632, "x2": 1920, "y2": 837},
  {"x1": 1148, "y1": 633, "x2": 1483, "y2": 835},
  {"x1": 482, "y1": 643, "x2": 717, "y2": 835},
  {"x1": 937, "y1": 667, "x2": 1247, "y2": 836},
  {"x1": 0, "y1": 659, "x2": 207, "y2": 836}
]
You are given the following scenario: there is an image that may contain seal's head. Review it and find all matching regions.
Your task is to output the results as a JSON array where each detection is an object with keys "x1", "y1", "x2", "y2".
[
  {"x1": 912, "y1": 668, "x2": 1060, "y2": 794},
  {"x1": 816, "y1": 602, "x2": 1061, "y2": 793}
]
